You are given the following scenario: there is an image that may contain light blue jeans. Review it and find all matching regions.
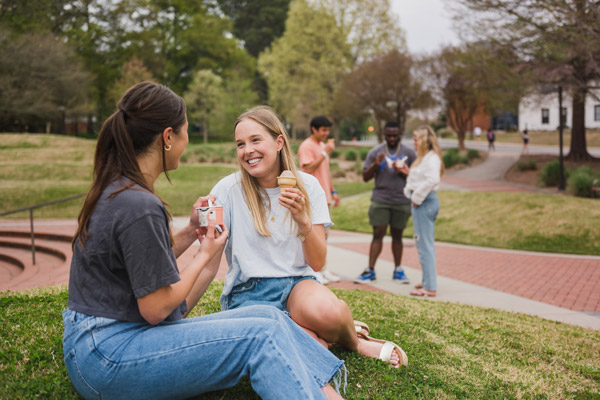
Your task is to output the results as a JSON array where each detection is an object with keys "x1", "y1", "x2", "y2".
[
  {"x1": 62, "y1": 305, "x2": 344, "y2": 400},
  {"x1": 411, "y1": 191, "x2": 440, "y2": 291}
]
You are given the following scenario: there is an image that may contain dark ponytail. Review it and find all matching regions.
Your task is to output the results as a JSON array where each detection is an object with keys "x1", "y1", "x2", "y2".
[{"x1": 73, "y1": 81, "x2": 186, "y2": 249}]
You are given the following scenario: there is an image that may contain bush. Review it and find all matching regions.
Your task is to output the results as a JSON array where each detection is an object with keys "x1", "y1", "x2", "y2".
[
  {"x1": 330, "y1": 149, "x2": 340, "y2": 158},
  {"x1": 539, "y1": 160, "x2": 568, "y2": 187},
  {"x1": 344, "y1": 149, "x2": 358, "y2": 161},
  {"x1": 359, "y1": 147, "x2": 370, "y2": 161},
  {"x1": 442, "y1": 148, "x2": 460, "y2": 168},
  {"x1": 437, "y1": 127, "x2": 456, "y2": 138},
  {"x1": 516, "y1": 159, "x2": 537, "y2": 172},
  {"x1": 466, "y1": 149, "x2": 480, "y2": 160},
  {"x1": 567, "y1": 167, "x2": 596, "y2": 198}
]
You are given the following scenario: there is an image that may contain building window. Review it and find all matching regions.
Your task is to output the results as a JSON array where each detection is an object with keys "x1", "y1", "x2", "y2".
[
  {"x1": 595, "y1": 105, "x2": 600, "y2": 121},
  {"x1": 541, "y1": 108, "x2": 549, "y2": 124},
  {"x1": 561, "y1": 107, "x2": 567, "y2": 126}
]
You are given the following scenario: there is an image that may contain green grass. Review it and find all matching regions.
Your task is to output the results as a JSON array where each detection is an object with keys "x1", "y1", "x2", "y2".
[
  {"x1": 331, "y1": 191, "x2": 600, "y2": 255},
  {"x1": 3, "y1": 133, "x2": 600, "y2": 255},
  {"x1": 1, "y1": 285, "x2": 598, "y2": 399}
]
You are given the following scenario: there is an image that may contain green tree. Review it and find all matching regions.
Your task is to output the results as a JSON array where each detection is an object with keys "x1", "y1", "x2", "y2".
[
  {"x1": 184, "y1": 70, "x2": 224, "y2": 144},
  {"x1": 452, "y1": 0, "x2": 600, "y2": 160},
  {"x1": 0, "y1": 28, "x2": 92, "y2": 132},
  {"x1": 316, "y1": 0, "x2": 406, "y2": 64},
  {"x1": 258, "y1": 0, "x2": 351, "y2": 137},
  {"x1": 107, "y1": 58, "x2": 155, "y2": 110},
  {"x1": 211, "y1": 70, "x2": 260, "y2": 138},
  {"x1": 216, "y1": 0, "x2": 291, "y2": 58},
  {"x1": 432, "y1": 42, "x2": 524, "y2": 150}
]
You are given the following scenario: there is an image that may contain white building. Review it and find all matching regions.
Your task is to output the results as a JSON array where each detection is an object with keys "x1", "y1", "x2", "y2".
[{"x1": 518, "y1": 87, "x2": 600, "y2": 131}]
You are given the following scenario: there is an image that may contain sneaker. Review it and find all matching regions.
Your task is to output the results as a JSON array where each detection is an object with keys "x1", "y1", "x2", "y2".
[
  {"x1": 321, "y1": 269, "x2": 341, "y2": 282},
  {"x1": 393, "y1": 269, "x2": 410, "y2": 284},
  {"x1": 354, "y1": 268, "x2": 376, "y2": 283},
  {"x1": 314, "y1": 271, "x2": 329, "y2": 285}
]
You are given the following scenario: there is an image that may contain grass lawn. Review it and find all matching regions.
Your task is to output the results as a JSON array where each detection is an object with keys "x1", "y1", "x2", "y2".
[
  {"x1": 332, "y1": 191, "x2": 600, "y2": 256},
  {"x1": 2, "y1": 285, "x2": 598, "y2": 399},
  {"x1": 3, "y1": 133, "x2": 599, "y2": 255}
]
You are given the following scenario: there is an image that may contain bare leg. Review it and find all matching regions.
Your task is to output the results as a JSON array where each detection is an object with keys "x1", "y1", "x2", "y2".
[
  {"x1": 390, "y1": 227, "x2": 404, "y2": 267},
  {"x1": 368, "y1": 226, "x2": 387, "y2": 268},
  {"x1": 287, "y1": 280, "x2": 401, "y2": 367}
]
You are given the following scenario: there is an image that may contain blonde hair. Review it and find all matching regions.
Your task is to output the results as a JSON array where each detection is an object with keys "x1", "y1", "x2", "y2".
[
  {"x1": 235, "y1": 106, "x2": 311, "y2": 236},
  {"x1": 412, "y1": 126, "x2": 445, "y2": 176}
]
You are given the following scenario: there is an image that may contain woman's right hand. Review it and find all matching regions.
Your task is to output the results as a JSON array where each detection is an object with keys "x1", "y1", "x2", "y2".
[{"x1": 195, "y1": 221, "x2": 228, "y2": 261}]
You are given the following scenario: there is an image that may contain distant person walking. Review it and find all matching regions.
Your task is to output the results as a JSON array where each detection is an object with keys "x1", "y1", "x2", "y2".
[
  {"x1": 399, "y1": 126, "x2": 444, "y2": 298},
  {"x1": 298, "y1": 115, "x2": 341, "y2": 285},
  {"x1": 487, "y1": 128, "x2": 495, "y2": 151},
  {"x1": 474, "y1": 126, "x2": 482, "y2": 140},
  {"x1": 355, "y1": 122, "x2": 416, "y2": 284},
  {"x1": 522, "y1": 129, "x2": 529, "y2": 154}
]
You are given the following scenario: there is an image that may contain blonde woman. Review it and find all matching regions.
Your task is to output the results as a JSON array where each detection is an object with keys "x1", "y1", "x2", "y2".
[
  {"x1": 399, "y1": 126, "x2": 445, "y2": 297},
  {"x1": 210, "y1": 106, "x2": 408, "y2": 369}
]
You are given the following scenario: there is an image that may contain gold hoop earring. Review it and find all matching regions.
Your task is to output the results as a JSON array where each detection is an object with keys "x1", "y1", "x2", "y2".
[{"x1": 164, "y1": 144, "x2": 172, "y2": 151}]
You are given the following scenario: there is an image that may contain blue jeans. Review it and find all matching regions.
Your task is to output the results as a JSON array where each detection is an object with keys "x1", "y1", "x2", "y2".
[
  {"x1": 411, "y1": 192, "x2": 440, "y2": 291},
  {"x1": 224, "y1": 276, "x2": 318, "y2": 312},
  {"x1": 62, "y1": 305, "x2": 344, "y2": 400}
]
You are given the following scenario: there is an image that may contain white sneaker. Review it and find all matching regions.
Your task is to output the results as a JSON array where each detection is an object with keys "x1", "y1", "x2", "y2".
[
  {"x1": 321, "y1": 269, "x2": 341, "y2": 282},
  {"x1": 314, "y1": 271, "x2": 329, "y2": 285}
]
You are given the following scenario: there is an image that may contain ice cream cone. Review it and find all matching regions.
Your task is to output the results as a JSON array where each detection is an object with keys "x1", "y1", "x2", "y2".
[{"x1": 278, "y1": 170, "x2": 297, "y2": 189}]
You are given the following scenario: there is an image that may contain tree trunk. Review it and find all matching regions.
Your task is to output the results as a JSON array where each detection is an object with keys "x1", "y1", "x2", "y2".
[
  {"x1": 566, "y1": 86, "x2": 592, "y2": 160},
  {"x1": 87, "y1": 114, "x2": 95, "y2": 136}
]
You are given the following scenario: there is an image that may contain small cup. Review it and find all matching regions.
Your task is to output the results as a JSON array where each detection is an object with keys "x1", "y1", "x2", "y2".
[{"x1": 197, "y1": 205, "x2": 223, "y2": 227}]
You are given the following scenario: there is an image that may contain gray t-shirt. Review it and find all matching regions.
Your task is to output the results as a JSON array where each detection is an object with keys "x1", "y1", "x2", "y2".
[
  {"x1": 68, "y1": 179, "x2": 186, "y2": 322},
  {"x1": 363, "y1": 142, "x2": 416, "y2": 204}
]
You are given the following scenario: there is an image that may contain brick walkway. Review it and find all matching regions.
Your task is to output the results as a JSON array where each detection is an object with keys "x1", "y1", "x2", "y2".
[
  {"x1": 329, "y1": 236, "x2": 600, "y2": 314},
  {"x1": 1, "y1": 219, "x2": 599, "y2": 316}
]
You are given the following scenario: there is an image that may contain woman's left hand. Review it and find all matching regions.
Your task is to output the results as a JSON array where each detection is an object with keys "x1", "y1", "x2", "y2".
[{"x1": 279, "y1": 188, "x2": 310, "y2": 225}]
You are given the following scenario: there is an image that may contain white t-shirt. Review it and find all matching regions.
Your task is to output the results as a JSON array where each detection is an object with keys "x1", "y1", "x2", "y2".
[
  {"x1": 210, "y1": 171, "x2": 332, "y2": 309},
  {"x1": 404, "y1": 151, "x2": 441, "y2": 205}
]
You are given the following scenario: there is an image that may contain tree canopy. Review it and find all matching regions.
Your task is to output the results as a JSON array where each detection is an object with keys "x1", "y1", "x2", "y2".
[{"x1": 452, "y1": 0, "x2": 600, "y2": 159}]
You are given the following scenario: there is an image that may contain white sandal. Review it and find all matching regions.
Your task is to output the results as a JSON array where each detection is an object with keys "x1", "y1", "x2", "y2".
[
  {"x1": 363, "y1": 336, "x2": 409, "y2": 366},
  {"x1": 354, "y1": 320, "x2": 370, "y2": 337}
]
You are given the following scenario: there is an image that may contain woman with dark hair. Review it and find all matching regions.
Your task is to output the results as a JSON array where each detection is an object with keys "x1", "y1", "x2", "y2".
[{"x1": 63, "y1": 82, "x2": 345, "y2": 400}]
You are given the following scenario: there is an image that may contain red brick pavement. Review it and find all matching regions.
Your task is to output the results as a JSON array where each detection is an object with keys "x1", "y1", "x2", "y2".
[
  {"x1": 329, "y1": 237, "x2": 600, "y2": 313},
  {"x1": 3, "y1": 220, "x2": 599, "y2": 314}
]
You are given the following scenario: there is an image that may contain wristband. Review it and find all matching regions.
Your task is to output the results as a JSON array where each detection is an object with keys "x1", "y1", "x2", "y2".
[
  {"x1": 331, "y1": 190, "x2": 338, "y2": 194},
  {"x1": 297, "y1": 223, "x2": 313, "y2": 242},
  {"x1": 321, "y1": 150, "x2": 328, "y2": 158}
]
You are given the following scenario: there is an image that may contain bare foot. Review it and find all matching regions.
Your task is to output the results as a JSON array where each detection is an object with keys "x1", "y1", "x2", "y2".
[{"x1": 356, "y1": 337, "x2": 401, "y2": 368}]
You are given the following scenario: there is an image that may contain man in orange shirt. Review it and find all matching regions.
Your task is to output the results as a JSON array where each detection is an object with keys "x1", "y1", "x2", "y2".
[{"x1": 298, "y1": 115, "x2": 341, "y2": 284}]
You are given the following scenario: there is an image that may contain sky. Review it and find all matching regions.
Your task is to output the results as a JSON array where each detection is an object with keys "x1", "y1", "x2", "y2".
[{"x1": 390, "y1": 0, "x2": 461, "y2": 54}]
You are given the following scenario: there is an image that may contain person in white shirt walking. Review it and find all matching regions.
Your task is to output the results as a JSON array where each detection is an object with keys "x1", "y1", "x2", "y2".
[{"x1": 399, "y1": 126, "x2": 445, "y2": 297}]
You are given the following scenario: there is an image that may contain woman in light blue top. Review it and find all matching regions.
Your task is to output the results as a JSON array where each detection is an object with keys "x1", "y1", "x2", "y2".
[{"x1": 211, "y1": 106, "x2": 408, "y2": 369}]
